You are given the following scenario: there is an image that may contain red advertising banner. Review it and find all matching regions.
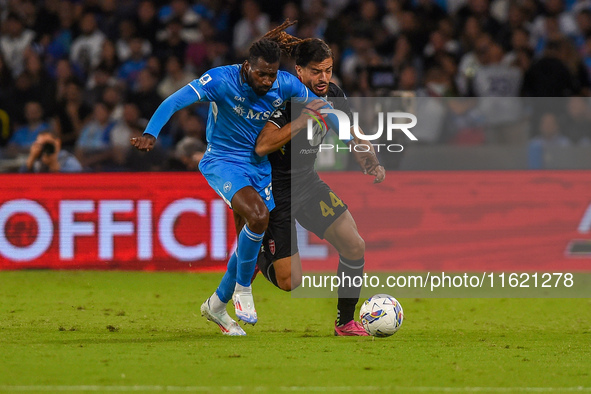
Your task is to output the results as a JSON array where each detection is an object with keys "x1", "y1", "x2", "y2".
[
  {"x1": 0, "y1": 173, "x2": 237, "y2": 270},
  {"x1": 303, "y1": 171, "x2": 591, "y2": 272},
  {"x1": 1, "y1": 172, "x2": 590, "y2": 272}
]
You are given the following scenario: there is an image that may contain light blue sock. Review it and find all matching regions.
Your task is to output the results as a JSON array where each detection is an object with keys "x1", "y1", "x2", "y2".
[
  {"x1": 215, "y1": 252, "x2": 237, "y2": 303},
  {"x1": 235, "y1": 225, "x2": 264, "y2": 287}
]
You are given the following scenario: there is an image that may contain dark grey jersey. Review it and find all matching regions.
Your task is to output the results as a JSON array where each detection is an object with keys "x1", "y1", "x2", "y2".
[{"x1": 266, "y1": 82, "x2": 352, "y2": 185}]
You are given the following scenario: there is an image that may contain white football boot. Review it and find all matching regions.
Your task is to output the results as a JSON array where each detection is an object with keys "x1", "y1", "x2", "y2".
[
  {"x1": 232, "y1": 285, "x2": 257, "y2": 325},
  {"x1": 200, "y1": 297, "x2": 246, "y2": 336}
]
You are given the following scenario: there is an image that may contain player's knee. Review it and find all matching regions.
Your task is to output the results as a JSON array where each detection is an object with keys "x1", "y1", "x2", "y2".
[
  {"x1": 247, "y1": 208, "x2": 269, "y2": 234},
  {"x1": 276, "y1": 271, "x2": 301, "y2": 292},
  {"x1": 344, "y1": 236, "x2": 365, "y2": 260}
]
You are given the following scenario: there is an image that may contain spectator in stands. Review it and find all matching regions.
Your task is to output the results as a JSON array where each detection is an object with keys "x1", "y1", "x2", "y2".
[
  {"x1": 116, "y1": 19, "x2": 152, "y2": 63},
  {"x1": 528, "y1": 111, "x2": 572, "y2": 168},
  {"x1": 398, "y1": 10, "x2": 428, "y2": 53},
  {"x1": 562, "y1": 38, "x2": 591, "y2": 96},
  {"x1": 111, "y1": 102, "x2": 146, "y2": 167},
  {"x1": 504, "y1": 28, "x2": 532, "y2": 66},
  {"x1": 497, "y1": 4, "x2": 528, "y2": 51},
  {"x1": 422, "y1": 65, "x2": 454, "y2": 97},
  {"x1": 101, "y1": 86, "x2": 124, "y2": 122},
  {"x1": 471, "y1": 40, "x2": 527, "y2": 144},
  {"x1": 353, "y1": 0, "x2": 383, "y2": 44},
  {"x1": 522, "y1": 38, "x2": 577, "y2": 97},
  {"x1": 53, "y1": 59, "x2": 78, "y2": 104},
  {"x1": 157, "y1": 56, "x2": 196, "y2": 99},
  {"x1": 457, "y1": 33, "x2": 493, "y2": 96},
  {"x1": 145, "y1": 56, "x2": 163, "y2": 80},
  {"x1": 27, "y1": 0, "x2": 60, "y2": 42},
  {"x1": 154, "y1": 17, "x2": 188, "y2": 62},
  {"x1": 128, "y1": 69, "x2": 162, "y2": 119},
  {"x1": 531, "y1": 112, "x2": 571, "y2": 147},
  {"x1": 22, "y1": 130, "x2": 82, "y2": 173},
  {"x1": 135, "y1": 0, "x2": 161, "y2": 47},
  {"x1": 96, "y1": 39, "x2": 119, "y2": 76},
  {"x1": 455, "y1": 0, "x2": 502, "y2": 37},
  {"x1": 117, "y1": 36, "x2": 148, "y2": 89},
  {"x1": 391, "y1": 34, "x2": 423, "y2": 79},
  {"x1": 167, "y1": 136, "x2": 206, "y2": 171},
  {"x1": 159, "y1": 0, "x2": 202, "y2": 43},
  {"x1": 85, "y1": 65, "x2": 117, "y2": 107},
  {"x1": 413, "y1": 66, "x2": 451, "y2": 144},
  {"x1": 383, "y1": 0, "x2": 403, "y2": 37},
  {"x1": 22, "y1": 49, "x2": 57, "y2": 117},
  {"x1": 530, "y1": 0, "x2": 578, "y2": 51},
  {"x1": 341, "y1": 29, "x2": 383, "y2": 91},
  {"x1": 7, "y1": 101, "x2": 51, "y2": 154},
  {"x1": 54, "y1": 80, "x2": 92, "y2": 151},
  {"x1": 233, "y1": 0, "x2": 270, "y2": 58},
  {"x1": 185, "y1": 19, "x2": 217, "y2": 75},
  {"x1": 43, "y1": 0, "x2": 76, "y2": 70},
  {"x1": 423, "y1": 28, "x2": 460, "y2": 71},
  {"x1": 458, "y1": 16, "x2": 483, "y2": 55},
  {"x1": 75, "y1": 101, "x2": 116, "y2": 170},
  {"x1": 0, "y1": 12, "x2": 35, "y2": 78},
  {"x1": 564, "y1": 96, "x2": 591, "y2": 144},
  {"x1": 70, "y1": 12, "x2": 106, "y2": 75},
  {"x1": 397, "y1": 65, "x2": 419, "y2": 91},
  {"x1": 97, "y1": 0, "x2": 120, "y2": 41},
  {"x1": 0, "y1": 53, "x2": 14, "y2": 117},
  {"x1": 415, "y1": 0, "x2": 447, "y2": 37},
  {"x1": 178, "y1": 112, "x2": 206, "y2": 144}
]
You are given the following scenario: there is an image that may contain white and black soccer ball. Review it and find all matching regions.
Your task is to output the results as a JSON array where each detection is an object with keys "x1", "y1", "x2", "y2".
[{"x1": 359, "y1": 294, "x2": 404, "y2": 337}]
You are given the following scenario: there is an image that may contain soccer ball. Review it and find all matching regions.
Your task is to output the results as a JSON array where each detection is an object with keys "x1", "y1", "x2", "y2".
[{"x1": 359, "y1": 294, "x2": 404, "y2": 337}]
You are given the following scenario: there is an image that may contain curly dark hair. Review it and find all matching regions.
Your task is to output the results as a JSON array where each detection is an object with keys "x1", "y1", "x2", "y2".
[{"x1": 248, "y1": 38, "x2": 281, "y2": 64}]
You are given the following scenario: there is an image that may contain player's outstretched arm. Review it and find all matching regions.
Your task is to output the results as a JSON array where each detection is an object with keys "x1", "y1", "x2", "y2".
[
  {"x1": 255, "y1": 99, "x2": 326, "y2": 157},
  {"x1": 129, "y1": 67, "x2": 224, "y2": 151}
]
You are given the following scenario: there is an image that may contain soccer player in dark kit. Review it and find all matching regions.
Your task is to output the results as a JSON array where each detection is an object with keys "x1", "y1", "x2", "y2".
[{"x1": 255, "y1": 22, "x2": 386, "y2": 336}]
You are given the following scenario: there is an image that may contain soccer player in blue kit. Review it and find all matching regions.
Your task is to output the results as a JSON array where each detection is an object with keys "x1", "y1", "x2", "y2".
[{"x1": 131, "y1": 38, "x2": 331, "y2": 336}]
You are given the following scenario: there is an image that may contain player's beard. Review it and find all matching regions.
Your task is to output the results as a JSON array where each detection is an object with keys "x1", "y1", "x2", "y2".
[{"x1": 253, "y1": 86, "x2": 271, "y2": 96}]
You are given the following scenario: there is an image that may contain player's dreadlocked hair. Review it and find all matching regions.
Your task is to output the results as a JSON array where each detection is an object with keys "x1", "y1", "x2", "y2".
[
  {"x1": 263, "y1": 19, "x2": 333, "y2": 67},
  {"x1": 248, "y1": 38, "x2": 281, "y2": 64},
  {"x1": 262, "y1": 19, "x2": 301, "y2": 57}
]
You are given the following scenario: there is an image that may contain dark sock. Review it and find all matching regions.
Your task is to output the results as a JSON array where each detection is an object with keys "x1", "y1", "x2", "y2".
[
  {"x1": 257, "y1": 251, "x2": 279, "y2": 288},
  {"x1": 336, "y1": 255, "x2": 365, "y2": 325}
]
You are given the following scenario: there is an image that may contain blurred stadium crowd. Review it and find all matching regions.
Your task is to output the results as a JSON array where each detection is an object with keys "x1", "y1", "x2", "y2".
[{"x1": 1, "y1": 0, "x2": 591, "y2": 172}]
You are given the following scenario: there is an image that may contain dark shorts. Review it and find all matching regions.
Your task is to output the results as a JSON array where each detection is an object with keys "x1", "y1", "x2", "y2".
[{"x1": 261, "y1": 174, "x2": 348, "y2": 261}]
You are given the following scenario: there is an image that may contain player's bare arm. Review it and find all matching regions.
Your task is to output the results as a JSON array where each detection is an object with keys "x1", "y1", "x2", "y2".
[
  {"x1": 349, "y1": 127, "x2": 386, "y2": 183},
  {"x1": 130, "y1": 135, "x2": 156, "y2": 152},
  {"x1": 255, "y1": 99, "x2": 326, "y2": 157}
]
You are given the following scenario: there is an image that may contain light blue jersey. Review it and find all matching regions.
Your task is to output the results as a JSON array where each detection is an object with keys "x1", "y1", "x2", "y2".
[
  {"x1": 144, "y1": 64, "x2": 310, "y2": 164},
  {"x1": 142, "y1": 64, "x2": 315, "y2": 209}
]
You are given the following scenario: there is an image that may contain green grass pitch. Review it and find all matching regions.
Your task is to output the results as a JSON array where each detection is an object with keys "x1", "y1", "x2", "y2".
[{"x1": 0, "y1": 270, "x2": 590, "y2": 392}]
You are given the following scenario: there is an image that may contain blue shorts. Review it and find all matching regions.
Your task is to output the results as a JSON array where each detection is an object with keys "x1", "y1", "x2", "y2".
[{"x1": 199, "y1": 151, "x2": 275, "y2": 212}]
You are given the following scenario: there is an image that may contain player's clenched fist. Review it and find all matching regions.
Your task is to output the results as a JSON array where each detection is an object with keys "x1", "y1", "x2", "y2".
[{"x1": 130, "y1": 135, "x2": 156, "y2": 152}]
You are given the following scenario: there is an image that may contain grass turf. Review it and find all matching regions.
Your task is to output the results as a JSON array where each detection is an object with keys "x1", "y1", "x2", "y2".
[{"x1": 0, "y1": 271, "x2": 590, "y2": 392}]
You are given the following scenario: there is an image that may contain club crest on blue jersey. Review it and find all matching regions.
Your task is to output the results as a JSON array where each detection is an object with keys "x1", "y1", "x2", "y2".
[
  {"x1": 233, "y1": 105, "x2": 245, "y2": 116},
  {"x1": 223, "y1": 182, "x2": 232, "y2": 193}
]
